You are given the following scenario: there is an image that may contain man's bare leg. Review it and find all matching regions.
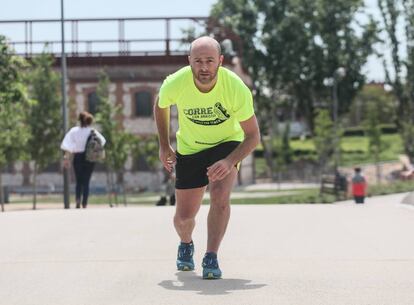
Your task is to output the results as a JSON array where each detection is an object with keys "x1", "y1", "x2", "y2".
[
  {"x1": 174, "y1": 186, "x2": 206, "y2": 271},
  {"x1": 174, "y1": 186, "x2": 206, "y2": 243},
  {"x1": 207, "y1": 167, "x2": 238, "y2": 253}
]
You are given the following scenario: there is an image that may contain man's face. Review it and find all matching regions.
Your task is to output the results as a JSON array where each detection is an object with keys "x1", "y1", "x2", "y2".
[{"x1": 189, "y1": 45, "x2": 223, "y2": 85}]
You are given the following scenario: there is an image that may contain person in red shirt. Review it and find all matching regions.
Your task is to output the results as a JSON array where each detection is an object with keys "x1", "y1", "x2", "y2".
[{"x1": 352, "y1": 167, "x2": 367, "y2": 204}]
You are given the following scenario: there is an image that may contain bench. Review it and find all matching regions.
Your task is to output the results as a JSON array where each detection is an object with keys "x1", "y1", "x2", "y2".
[{"x1": 320, "y1": 174, "x2": 348, "y2": 200}]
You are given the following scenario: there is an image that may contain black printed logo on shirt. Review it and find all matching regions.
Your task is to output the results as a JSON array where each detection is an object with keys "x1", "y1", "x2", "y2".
[{"x1": 183, "y1": 102, "x2": 230, "y2": 126}]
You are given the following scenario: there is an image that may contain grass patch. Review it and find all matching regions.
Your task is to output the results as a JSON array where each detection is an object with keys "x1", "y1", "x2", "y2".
[
  {"x1": 227, "y1": 180, "x2": 413, "y2": 204},
  {"x1": 290, "y1": 133, "x2": 403, "y2": 165},
  {"x1": 200, "y1": 189, "x2": 335, "y2": 204},
  {"x1": 235, "y1": 189, "x2": 335, "y2": 204},
  {"x1": 7, "y1": 180, "x2": 413, "y2": 207},
  {"x1": 9, "y1": 193, "x2": 158, "y2": 205},
  {"x1": 256, "y1": 133, "x2": 404, "y2": 176},
  {"x1": 368, "y1": 180, "x2": 414, "y2": 196}
]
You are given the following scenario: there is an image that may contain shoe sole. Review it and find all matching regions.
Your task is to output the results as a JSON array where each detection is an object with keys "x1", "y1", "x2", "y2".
[
  {"x1": 177, "y1": 265, "x2": 194, "y2": 271},
  {"x1": 177, "y1": 262, "x2": 194, "y2": 271},
  {"x1": 202, "y1": 269, "x2": 222, "y2": 279}
]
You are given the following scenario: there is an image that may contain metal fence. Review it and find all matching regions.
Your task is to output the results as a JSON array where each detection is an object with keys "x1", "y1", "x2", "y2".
[{"x1": 0, "y1": 16, "x2": 208, "y2": 57}]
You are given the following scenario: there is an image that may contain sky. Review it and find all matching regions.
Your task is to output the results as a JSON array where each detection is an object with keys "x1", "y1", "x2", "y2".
[
  {"x1": 0, "y1": 0, "x2": 216, "y2": 19},
  {"x1": 0, "y1": 0, "x2": 399, "y2": 82}
]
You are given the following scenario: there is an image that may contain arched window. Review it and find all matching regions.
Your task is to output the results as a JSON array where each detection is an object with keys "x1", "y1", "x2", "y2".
[
  {"x1": 87, "y1": 91, "x2": 99, "y2": 115},
  {"x1": 134, "y1": 91, "x2": 152, "y2": 117}
]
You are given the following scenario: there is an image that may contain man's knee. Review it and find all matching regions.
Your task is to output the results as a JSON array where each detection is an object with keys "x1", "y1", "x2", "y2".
[
  {"x1": 174, "y1": 213, "x2": 195, "y2": 224},
  {"x1": 210, "y1": 184, "x2": 231, "y2": 207},
  {"x1": 210, "y1": 191, "x2": 230, "y2": 211}
]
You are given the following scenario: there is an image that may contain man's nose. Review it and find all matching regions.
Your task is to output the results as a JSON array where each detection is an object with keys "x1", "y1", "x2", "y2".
[{"x1": 200, "y1": 63, "x2": 208, "y2": 70}]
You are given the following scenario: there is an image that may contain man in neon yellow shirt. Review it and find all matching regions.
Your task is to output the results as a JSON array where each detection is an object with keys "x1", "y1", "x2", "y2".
[{"x1": 154, "y1": 36, "x2": 260, "y2": 279}]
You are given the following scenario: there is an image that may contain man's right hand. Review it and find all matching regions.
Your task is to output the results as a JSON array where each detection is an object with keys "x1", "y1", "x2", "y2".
[{"x1": 159, "y1": 145, "x2": 176, "y2": 173}]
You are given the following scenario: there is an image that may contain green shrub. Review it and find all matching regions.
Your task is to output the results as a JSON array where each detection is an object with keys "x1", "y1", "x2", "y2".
[
  {"x1": 368, "y1": 181, "x2": 414, "y2": 196},
  {"x1": 227, "y1": 189, "x2": 335, "y2": 204},
  {"x1": 343, "y1": 124, "x2": 397, "y2": 136}
]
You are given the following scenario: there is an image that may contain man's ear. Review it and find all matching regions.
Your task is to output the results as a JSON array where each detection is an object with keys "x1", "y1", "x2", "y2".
[
  {"x1": 219, "y1": 55, "x2": 224, "y2": 65},
  {"x1": 188, "y1": 55, "x2": 191, "y2": 65}
]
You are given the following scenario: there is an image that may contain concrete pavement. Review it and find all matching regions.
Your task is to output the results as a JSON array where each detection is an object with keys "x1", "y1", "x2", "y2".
[{"x1": 0, "y1": 193, "x2": 414, "y2": 305}]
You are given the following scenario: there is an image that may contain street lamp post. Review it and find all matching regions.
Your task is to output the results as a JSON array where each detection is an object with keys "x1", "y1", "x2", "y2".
[
  {"x1": 61, "y1": 0, "x2": 70, "y2": 209},
  {"x1": 332, "y1": 67, "x2": 346, "y2": 173}
]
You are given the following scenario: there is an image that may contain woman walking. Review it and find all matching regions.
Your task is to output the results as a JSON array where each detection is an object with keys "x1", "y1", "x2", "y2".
[{"x1": 61, "y1": 111, "x2": 106, "y2": 208}]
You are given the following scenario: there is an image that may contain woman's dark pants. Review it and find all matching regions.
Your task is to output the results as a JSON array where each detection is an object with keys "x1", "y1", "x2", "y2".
[{"x1": 73, "y1": 153, "x2": 95, "y2": 208}]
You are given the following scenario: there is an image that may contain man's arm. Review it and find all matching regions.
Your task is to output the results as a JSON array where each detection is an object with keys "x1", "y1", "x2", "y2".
[
  {"x1": 154, "y1": 97, "x2": 176, "y2": 172},
  {"x1": 226, "y1": 114, "x2": 260, "y2": 165},
  {"x1": 207, "y1": 114, "x2": 260, "y2": 182}
]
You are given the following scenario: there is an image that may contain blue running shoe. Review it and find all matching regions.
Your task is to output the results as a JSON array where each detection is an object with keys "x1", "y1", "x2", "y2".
[
  {"x1": 202, "y1": 252, "x2": 222, "y2": 279},
  {"x1": 176, "y1": 241, "x2": 194, "y2": 271}
]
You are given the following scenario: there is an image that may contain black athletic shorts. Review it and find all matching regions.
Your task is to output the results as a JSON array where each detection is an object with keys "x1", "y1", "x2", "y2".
[{"x1": 175, "y1": 141, "x2": 241, "y2": 189}]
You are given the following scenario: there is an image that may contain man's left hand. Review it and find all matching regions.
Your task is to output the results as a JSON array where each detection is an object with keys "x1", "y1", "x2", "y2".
[{"x1": 207, "y1": 159, "x2": 233, "y2": 182}]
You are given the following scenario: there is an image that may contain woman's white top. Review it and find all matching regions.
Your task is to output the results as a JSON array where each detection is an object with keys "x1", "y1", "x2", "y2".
[{"x1": 60, "y1": 126, "x2": 106, "y2": 153}]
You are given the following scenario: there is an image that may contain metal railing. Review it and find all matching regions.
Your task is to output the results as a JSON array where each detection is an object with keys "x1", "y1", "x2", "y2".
[{"x1": 0, "y1": 16, "x2": 208, "y2": 57}]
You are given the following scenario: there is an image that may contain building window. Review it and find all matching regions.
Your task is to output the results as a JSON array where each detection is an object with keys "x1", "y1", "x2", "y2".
[
  {"x1": 87, "y1": 91, "x2": 99, "y2": 115},
  {"x1": 134, "y1": 91, "x2": 152, "y2": 117}
]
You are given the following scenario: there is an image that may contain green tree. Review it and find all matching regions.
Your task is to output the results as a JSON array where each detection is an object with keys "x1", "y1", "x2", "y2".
[
  {"x1": 26, "y1": 52, "x2": 62, "y2": 209},
  {"x1": 378, "y1": 0, "x2": 414, "y2": 162},
  {"x1": 0, "y1": 36, "x2": 31, "y2": 211},
  {"x1": 257, "y1": 92, "x2": 280, "y2": 181},
  {"x1": 131, "y1": 135, "x2": 159, "y2": 172},
  {"x1": 94, "y1": 71, "x2": 134, "y2": 206},
  {"x1": 273, "y1": 122, "x2": 293, "y2": 185},
  {"x1": 313, "y1": 109, "x2": 336, "y2": 173},
  {"x1": 209, "y1": 0, "x2": 377, "y2": 180},
  {"x1": 348, "y1": 84, "x2": 396, "y2": 126},
  {"x1": 281, "y1": 122, "x2": 293, "y2": 165},
  {"x1": 210, "y1": 0, "x2": 377, "y2": 130},
  {"x1": 364, "y1": 102, "x2": 385, "y2": 184}
]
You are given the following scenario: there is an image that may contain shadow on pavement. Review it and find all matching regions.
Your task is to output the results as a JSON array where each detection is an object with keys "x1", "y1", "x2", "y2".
[{"x1": 158, "y1": 271, "x2": 266, "y2": 295}]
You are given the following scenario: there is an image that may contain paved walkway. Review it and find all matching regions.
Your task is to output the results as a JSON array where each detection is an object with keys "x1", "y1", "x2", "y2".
[{"x1": 0, "y1": 194, "x2": 414, "y2": 305}]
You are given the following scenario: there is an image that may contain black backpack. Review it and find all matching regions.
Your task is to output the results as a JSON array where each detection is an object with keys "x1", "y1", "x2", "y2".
[{"x1": 85, "y1": 129, "x2": 105, "y2": 162}]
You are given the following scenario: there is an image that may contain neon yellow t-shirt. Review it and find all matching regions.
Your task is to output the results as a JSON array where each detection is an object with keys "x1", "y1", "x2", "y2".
[{"x1": 158, "y1": 66, "x2": 254, "y2": 155}]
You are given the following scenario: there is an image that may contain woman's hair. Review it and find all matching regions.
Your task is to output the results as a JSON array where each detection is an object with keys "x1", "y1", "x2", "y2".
[{"x1": 78, "y1": 111, "x2": 94, "y2": 127}]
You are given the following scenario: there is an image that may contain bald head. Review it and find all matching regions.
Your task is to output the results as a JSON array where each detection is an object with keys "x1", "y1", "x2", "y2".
[
  {"x1": 189, "y1": 36, "x2": 221, "y2": 57},
  {"x1": 188, "y1": 36, "x2": 223, "y2": 91}
]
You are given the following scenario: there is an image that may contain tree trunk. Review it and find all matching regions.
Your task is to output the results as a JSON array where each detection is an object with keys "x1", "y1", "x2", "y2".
[
  {"x1": 0, "y1": 167, "x2": 4, "y2": 212},
  {"x1": 119, "y1": 171, "x2": 127, "y2": 207},
  {"x1": 277, "y1": 170, "x2": 282, "y2": 190},
  {"x1": 122, "y1": 183, "x2": 127, "y2": 206},
  {"x1": 261, "y1": 138, "x2": 275, "y2": 181},
  {"x1": 375, "y1": 151, "x2": 381, "y2": 185},
  {"x1": 298, "y1": 89, "x2": 315, "y2": 133},
  {"x1": 106, "y1": 166, "x2": 113, "y2": 207},
  {"x1": 32, "y1": 162, "x2": 37, "y2": 210},
  {"x1": 261, "y1": 107, "x2": 279, "y2": 182},
  {"x1": 111, "y1": 171, "x2": 118, "y2": 206}
]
